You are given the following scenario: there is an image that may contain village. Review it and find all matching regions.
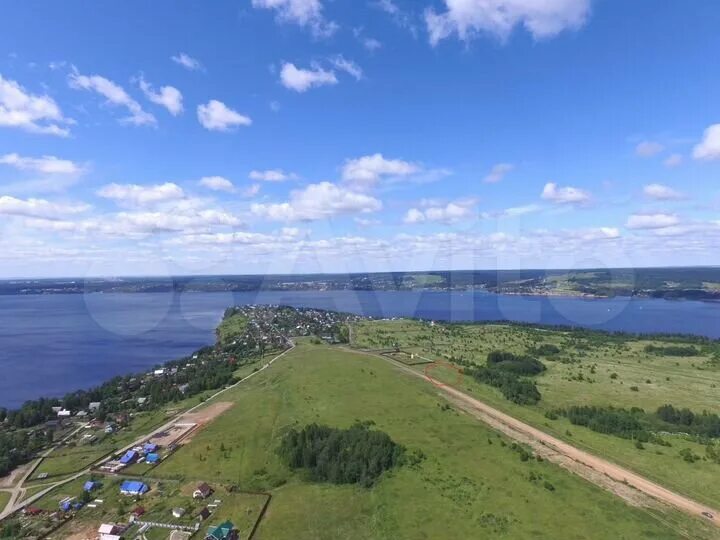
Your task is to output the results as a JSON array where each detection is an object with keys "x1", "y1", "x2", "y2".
[{"x1": 0, "y1": 305, "x2": 361, "y2": 539}]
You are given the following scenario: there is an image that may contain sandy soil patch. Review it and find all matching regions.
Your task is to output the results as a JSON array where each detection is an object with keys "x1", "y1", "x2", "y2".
[
  {"x1": 0, "y1": 463, "x2": 31, "y2": 488},
  {"x1": 176, "y1": 401, "x2": 234, "y2": 444}
]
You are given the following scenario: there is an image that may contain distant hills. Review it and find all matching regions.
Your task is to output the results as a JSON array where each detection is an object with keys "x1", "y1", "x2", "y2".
[{"x1": 1, "y1": 267, "x2": 720, "y2": 301}]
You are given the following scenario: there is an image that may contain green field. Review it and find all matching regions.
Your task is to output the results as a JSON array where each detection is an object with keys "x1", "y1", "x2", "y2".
[
  {"x1": 352, "y1": 320, "x2": 720, "y2": 509},
  {"x1": 0, "y1": 491, "x2": 10, "y2": 512},
  {"x1": 151, "y1": 340, "x2": 713, "y2": 539}
]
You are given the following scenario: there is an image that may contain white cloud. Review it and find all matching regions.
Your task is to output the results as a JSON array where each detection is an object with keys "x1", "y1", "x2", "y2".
[
  {"x1": 68, "y1": 68, "x2": 156, "y2": 126},
  {"x1": 171, "y1": 53, "x2": 202, "y2": 71},
  {"x1": 114, "y1": 209, "x2": 242, "y2": 233},
  {"x1": 251, "y1": 181, "x2": 381, "y2": 221},
  {"x1": 0, "y1": 153, "x2": 82, "y2": 174},
  {"x1": 541, "y1": 182, "x2": 590, "y2": 204},
  {"x1": 626, "y1": 213, "x2": 680, "y2": 230},
  {"x1": 251, "y1": 0, "x2": 337, "y2": 37},
  {"x1": 249, "y1": 169, "x2": 297, "y2": 182},
  {"x1": 483, "y1": 162, "x2": 514, "y2": 183},
  {"x1": 664, "y1": 153, "x2": 683, "y2": 168},
  {"x1": 643, "y1": 183, "x2": 684, "y2": 201},
  {"x1": 97, "y1": 182, "x2": 185, "y2": 207},
  {"x1": 0, "y1": 73, "x2": 72, "y2": 136},
  {"x1": 425, "y1": 0, "x2": 591, "y2": 45},
  {"x1": 0, "y1": 195, "x2": 89, "y2": 219},
  {"x1": 693, "y1": 124, "x2": 720, "y2": 161},
  {"x1": 341, "y1": 153, "x2": 421, "y2": 190},
  {"x1": 362, "y1": 38, "x2": 382, "y2": 51},
  {"x1": 329, "y1": 55, "x2": 363, "y2": 80},
  {"x1": 280, "y1": 63, "x2": 338, "y2": 92},
  {"x1": 635, "y1": 140, "x2": 665, "y2": 157},
  {"x1": 404, "y1": 200, "x2": 476, "y2": 224},
  {"x1": 138, "y1": 76, "x2": 183, "y2": 116},
  {"x1": 500, "y1": 203, "x2": 542, "y2": 217},
  {"x1": 199, "y1": 176, "x2": 235, "y2": 192},
  {"x1": 243, "y1": 184, "x2": 262, "y2": 198},
  {"x1": 197, "y1": 100, "x2": 252, "y2": 131}
]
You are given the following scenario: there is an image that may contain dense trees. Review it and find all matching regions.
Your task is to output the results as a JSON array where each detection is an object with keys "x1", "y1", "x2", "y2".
[
  {"x1": 487, "y1": 351, "x2": 546, "y2": 376},
  {"x1": 644, "y1": 344, "x2": 699, "y2": 357},
  {"x1": 277, "y1": 423, "x2": 405, "y2": 487},
  {"x1": 656, "y1": 405, "x2": 720, "y2": 438},
  {"x1": 0, "y1": 429, "x2": 51, "y2": 477}
]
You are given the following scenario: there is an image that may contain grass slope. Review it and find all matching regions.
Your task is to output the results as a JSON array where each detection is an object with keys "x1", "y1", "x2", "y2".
[{"x1": 153, "y1": 340, "x2": 709, "y2": 540}]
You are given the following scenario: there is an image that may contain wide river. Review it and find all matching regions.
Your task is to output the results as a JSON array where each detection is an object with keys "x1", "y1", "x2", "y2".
[{"x1": 1, "y1": 290, "x2": 719, "y2": 408}]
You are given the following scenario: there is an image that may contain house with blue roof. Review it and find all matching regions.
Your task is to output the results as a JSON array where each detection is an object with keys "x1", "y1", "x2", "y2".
[
  {"x1": 119, "y1": 450, "x2": 138, "y2": 465},
  {"x1": 145, "y1": 453, "x2": 160, "y2": 464},
  {"x1": 83, "y1": 481, "x2": 99, "y2": 492},
  {"x1": 143, "y1": 442, "x2": 158, "y2": 453},
  {"x1": 120, "y1": 480, "x2": 149, "y2": 496}
]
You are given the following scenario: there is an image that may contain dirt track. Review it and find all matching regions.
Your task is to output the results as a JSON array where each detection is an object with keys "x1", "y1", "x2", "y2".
[{"x1": 348, "y1": 346, "x2": 720, "y2": 529}]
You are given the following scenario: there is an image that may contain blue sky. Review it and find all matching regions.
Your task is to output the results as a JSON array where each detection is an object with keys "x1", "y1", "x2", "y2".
[{"x1": 1, "y1": 0, "x2": 719, "y2": 278}]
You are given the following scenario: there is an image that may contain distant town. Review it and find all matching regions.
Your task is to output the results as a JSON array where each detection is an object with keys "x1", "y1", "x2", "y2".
[{"x1": 2, "y1": 267, "x2": 720, "y2": 301}]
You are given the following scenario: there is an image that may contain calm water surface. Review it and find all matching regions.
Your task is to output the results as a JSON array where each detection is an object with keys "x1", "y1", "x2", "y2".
[{"x1": 1, "y1": 290, "x2": 718, "y2": 408}]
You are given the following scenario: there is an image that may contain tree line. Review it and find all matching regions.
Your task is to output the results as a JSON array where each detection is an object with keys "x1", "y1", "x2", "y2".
[{"x1": 461, "y1": 351, "x2": 545, "y2": 405}]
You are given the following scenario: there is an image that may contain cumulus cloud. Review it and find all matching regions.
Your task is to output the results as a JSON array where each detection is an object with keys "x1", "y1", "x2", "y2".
[
  {"x1": 251, "y1": 0, "x2": 337, "y2": 37},
  {"x1": 0, "y1": 153, "x2": 82, "y2": 174},
  {"x1": 693, "y1": 124, "x2": 720, "y2": 161},
  {"x1": 171, "y1": 53, "x2": 202, "y2": 71},
  {"x1": 251, "y1": 181, "x2": 381, "y2": 221},
  {"x1": 0, "y1": 195, "x2": 89, "y2": 219},
  {"x1": 114, "y1": 208, "x2": 242, "y2": 233},
  {"x1": 0, "y1": 74, "x2": 73, "y2": 136},
  {"x1": 137, "y1": 76, "x2": 183, "y2": 116},
  {"x1": 404, "y1": 200, "x2": 476, "y2": 224},
  {"x1": 341, "y1": 153, "x2": 421, "y2": 190},
  {"x1": 483, "y1": 163, "x2": 514, "y2": 183},
  {"x1": 199, "y1": 176, "x2": 235, "y2": 192},
  {"x1": 425, "y1": 0, "x2": 592, "y2": 45},
  {"x1": 97, "y1": 182, "x2": 185, "y2": 207},
  {"x1": 362, "y1": 38, "x2": 382, "y2": 51},
  {"x1": 635, "y1": 140, "x2": 665, "y2": 157},
  {"x1": 643, "y1": 183, "x2": 684, "y2": 201},
  {"x1": 541, "y1": 182, "x2": 590, "y2": 204},
  {"x1": 249, "y1": 169, "x2": 298, "y2": 182},
  {"x1": 197, "y1": 100, "x2": 252, "y2": 131},
  {"x1": 626, "y1": 213, "x2": 680, "y2": 230},
  {"x1": 280, "y1": 63, "x2": 338, "y2": 92},
  {"x1": 68, "y1": 68, "x2": 156, "y2": 126}
]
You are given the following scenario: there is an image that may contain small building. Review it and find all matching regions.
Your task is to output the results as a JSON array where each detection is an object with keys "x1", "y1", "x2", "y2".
[
  {"x1": 205, "y1": 521, "x2": 237, "y2": 540},
  {"x1": 132, "y1": 506, "x2": 146, "y2": 518},
  {"x1": 57, "y1": 409, "x2": 71, "y2": 418},
  {"x1": 145, "y1": 453, "x2": 160, "y2": 464},
  {"x1": 120, "y1": 480, "x2": 149, "y2": 496},
  {"x1": 24, "y1": 506, "x2": 43, "y2": 516},
  {"x1": 172, "y1": 507, "x2": 186, "y2": 518},
  {"x1": 198, "y1": 507, "x2": 211, "y2": 521},
  {"x1": 99, "y1": 523, "x2": 123, "y2": 540},
  {"x1": 83, "y1": 481, "x2": 99, "y2": 492},
  {"x1": 193, "y1": 482, "x2": 213, "y2": 499},
  {"x1": 119, "y1": 450, "x2": 138, "y2": 465},
  {"x1": 143, "y1": 442, "x2": 158, "y2": 453},
  {"x1": 89, "y1": 401, "x2": 101, "y2": 412},
  {"x1": 137, "y1": 397, "x2": 148, "y2": 406}
]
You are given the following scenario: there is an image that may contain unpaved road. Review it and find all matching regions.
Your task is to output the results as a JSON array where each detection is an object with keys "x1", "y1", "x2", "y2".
[{"x1": 347, "y1": 346, "x2": 720, "y2": 529}]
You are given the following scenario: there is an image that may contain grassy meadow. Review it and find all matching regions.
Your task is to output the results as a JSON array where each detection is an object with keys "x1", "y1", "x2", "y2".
[
  {"x1": 150, "y1": 339, "x2": 713, "y2": 540},
  {"x1": 352, "y1": 320, "x2": 720, "y2": 509}
]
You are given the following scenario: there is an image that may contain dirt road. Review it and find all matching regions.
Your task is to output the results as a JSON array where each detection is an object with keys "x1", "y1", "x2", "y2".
[{"x1": 348, "y1": 346, "x2": 720, "y2": 529}]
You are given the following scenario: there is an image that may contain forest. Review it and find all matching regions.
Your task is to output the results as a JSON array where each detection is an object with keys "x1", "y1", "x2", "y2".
[{"x1": 277, "y1": 422, "x2": 406, "y2": 487}]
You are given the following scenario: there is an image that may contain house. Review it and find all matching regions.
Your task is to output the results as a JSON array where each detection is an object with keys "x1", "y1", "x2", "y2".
[
  {"x1": 75, "y1": 410, "x2": 88, "y2": 418},
  {"x1": 119, "y1": 450, "x2": 138, "y2": 465},
  {"x1": 197, "y1": 507, "x2": 211, "y2": 521},
  {"x1": 24, "y1": 506, "x2": 43, "y2": 516},
  {"x1": 120, "y1": 481, "x2": 149, "y2": 496},
  {"x1": 83, "y1": 481, "x2": 99, "y2": 492},
  {"x1": 137, "y1": 397, "x2": 148, "y2": 406},
  {"x1": 143, "y1": 442, "x2": 158, "y2": 453},
  {"x1": 98, "y1": 523, "x2": 123, "y2": 540},
  {"x1": 131, "y1": 506, "x2": 146, "y2": 518},
  {"x1": 145, "y1": 453, "x2": 160, "y2": 464},
  {"x1": 57, "y1": 409, "x2": 71, "y2": 418},
  {"x1": 193, "y1": 482, "x2": 213, "y2": 499},
  {"x1": 172, "y1": 507, "x2": 186, "y2": 518},
  {"x1": 153, "y1": 368, "x2": 165, "y2": 376},
  {"x1": 89, "y1": 401, "x2": 101, "y2": 412},
  {"x1": 205, "y1": 521, "x2": 237, "y2": 540}
]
